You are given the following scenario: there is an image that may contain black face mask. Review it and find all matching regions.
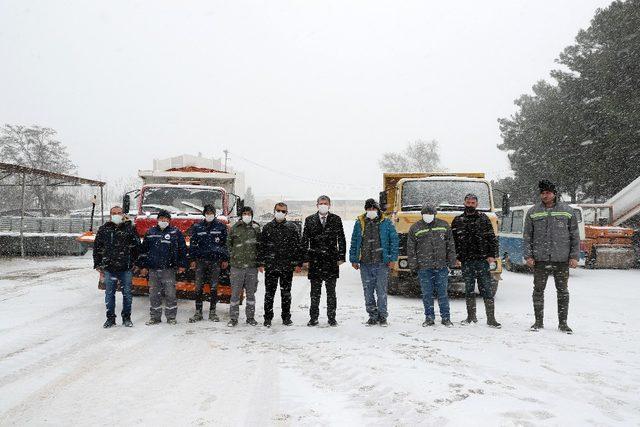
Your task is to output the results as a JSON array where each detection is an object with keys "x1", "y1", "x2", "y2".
[{"x1": 464, "y1": 206, "x2": 477, "y2": 214}]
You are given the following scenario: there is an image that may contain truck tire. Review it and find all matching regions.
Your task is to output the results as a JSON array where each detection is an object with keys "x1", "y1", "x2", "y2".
[{"x1": 387, "y1": 275, "x2": 401, "y2": 296}]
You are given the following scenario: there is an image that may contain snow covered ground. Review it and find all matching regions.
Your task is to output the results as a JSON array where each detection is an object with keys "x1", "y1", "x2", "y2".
[{"x1": 1, "y1": 223, "x2": 640, "y2": 426}]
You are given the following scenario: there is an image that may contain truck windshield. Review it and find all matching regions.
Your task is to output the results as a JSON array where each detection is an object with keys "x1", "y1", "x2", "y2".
[
  {"x1": 140, "y1": 187, "x2": 223, "y2": 215},
  {"x1": 401, "y1": 180, "x2": 491, "y2": 211}
]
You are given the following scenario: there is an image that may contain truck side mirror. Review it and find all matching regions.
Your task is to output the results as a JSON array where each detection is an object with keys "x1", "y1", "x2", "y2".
[
  {"x1": 123, "y1": 194, "x2": 131, "y2": 214},
  {"x1": 236, "y1": 198, "x2": 245, "y2": 216},
  {"x1": 502, "y1": 194, "x2": 510, "y2": 216},
  {"x1": 379, "y1": 191, "x2": 388, "y2": 211}
]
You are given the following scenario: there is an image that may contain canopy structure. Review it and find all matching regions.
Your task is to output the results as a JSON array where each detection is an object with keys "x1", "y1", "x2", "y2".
[{"x1": 0, "y1": 162, "x2": 106, "y2": 256}]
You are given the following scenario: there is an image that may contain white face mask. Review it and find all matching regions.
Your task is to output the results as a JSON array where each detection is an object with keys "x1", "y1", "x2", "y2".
[
  {"x1": 274, "y1": 211, "x2": 286, "y2": 221},
  {"x1": 205, "y1": 214, "x2": 216, "y2": 222},
  {"x1": 422, "y1": 214, "x2": 435, "y2": 223},
  {"x1": 318, "y1": 205, "x2": 330, "y2": 215},
  {"x1": 366, "y1": 210, "x2": 378, "y2": 220},
  {"x1": 111, "y1": 214, "x2": 123, "y2": 225},
  {"x1": 158, "y1": 221, "x2": 169, "y2": 230},
  {"x1": 242, "y1": 215, "x2": 252, "y2": 224}
]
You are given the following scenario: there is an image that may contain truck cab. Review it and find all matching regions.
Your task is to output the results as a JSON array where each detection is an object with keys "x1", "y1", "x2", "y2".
[{"x1": 379, "y1": 173, "x2": 502, "y2": 297}]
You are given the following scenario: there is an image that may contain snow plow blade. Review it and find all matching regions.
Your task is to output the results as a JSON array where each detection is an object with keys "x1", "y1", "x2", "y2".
[
  {"x1": 588, "y1": 245, "x2": 636, "y2": 269},
  {"x1": 98, "y1": 271, "x2": 236, "y2": 304}
]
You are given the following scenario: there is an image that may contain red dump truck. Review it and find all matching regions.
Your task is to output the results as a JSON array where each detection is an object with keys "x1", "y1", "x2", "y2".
[{"x1": 89, "y1": 163, "x2": 244, "y2": 302}]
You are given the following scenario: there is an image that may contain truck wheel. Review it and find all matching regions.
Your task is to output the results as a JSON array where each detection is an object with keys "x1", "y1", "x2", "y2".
[{"x1": 387, "y1": 275, "x2": 401, "y2": 296}]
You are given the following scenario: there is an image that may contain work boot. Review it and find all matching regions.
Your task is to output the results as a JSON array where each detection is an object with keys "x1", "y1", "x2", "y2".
[
  {"x1": 209, "y1": 309, "x2": 219, "y2": 322},
  {"x1": 441, "y1": 319, "x2": 454, "y2": 328},
  {"x1": 307, "y1": 319, "x2": 319, "y2": 327},
  {"x1": 103, "y1": 318, "x2": 116, "y2": 328},
  {"x1": 530, "y1": 297, "x2": 544, "y2": 331},
  {"x1": 328, "y1": 319, "x2": 338, "y2": 327},
  {"x1": 366, "y1": 318, "x2": 378, "y2": 326},
  {"x1": 167, "y1": 319, "x2": 177, "y2": 325},
  {"x1": 422, "y1": 317, "x2": 435, "y2": 327},
  {"x1": 122, "y1": 317, "x2": 133, "y2": 328},
  {"x1": 283, "y1": 319, "x2": 293, "y2": 326},
  {"x1": 263, "y1": 319, "x2": 272, "y2": 328},
  {"x1": 189, "y1": 310, "x2": 203, "y2": 323},
  {"x1": 484, "y1": 298, "x2": 502, "y2": 329},
  {"x1": 558, "y1": 293, "x2": 571, "y2": 333},
  {"x1": 145, "y1": 318, "x2": 161, "y2": 326},
  {"x1": 461, "y1": 296, "x2": 478, "y2": 325},
  {"x1": 246, "y1": 318, "x2": 258, "y2": 326},
  {"x1": 559, "y1": 322, "x2": 573, "y2": 334},
  {"x1": 227, "y1": 319, "x2": 238, "y2": 327},
  {"x1": 379, "y1": 318, "x2": 388, "y2": 327}
]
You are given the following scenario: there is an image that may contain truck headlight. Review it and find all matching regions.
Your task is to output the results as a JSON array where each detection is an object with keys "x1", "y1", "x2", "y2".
[{"x1": 399, "y1": 259, "x2": 409, "y2": 269}]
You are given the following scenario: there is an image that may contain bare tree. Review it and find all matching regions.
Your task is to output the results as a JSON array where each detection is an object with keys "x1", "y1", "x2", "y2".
[
  {"x1": 379, "y1": 140, "x2": 441, "y2": 172},
  {"x1": 0, "y1": 125, "x2": 76, "y2": 216}
]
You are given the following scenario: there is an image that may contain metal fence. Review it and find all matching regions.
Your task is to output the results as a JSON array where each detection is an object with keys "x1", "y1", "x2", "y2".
[{"x1": 0, "y1": 216, "x2": 103, "y2": 234}]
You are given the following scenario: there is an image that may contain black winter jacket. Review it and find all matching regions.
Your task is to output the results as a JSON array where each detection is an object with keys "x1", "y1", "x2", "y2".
[
  {"x1": 451, "y1": 211, "x2": 498, "y2": 262},
  {"x1": 259, "y1": 219, "x2": 303, "y2": 271},
  {"x1": 93, "y1": 221, "x2": 141, "y2": 272}
]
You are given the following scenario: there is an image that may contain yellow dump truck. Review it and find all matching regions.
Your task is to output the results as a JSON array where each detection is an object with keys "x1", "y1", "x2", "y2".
[{"x1": 379, "y1": 172, "x2": 503, "y2": 297}]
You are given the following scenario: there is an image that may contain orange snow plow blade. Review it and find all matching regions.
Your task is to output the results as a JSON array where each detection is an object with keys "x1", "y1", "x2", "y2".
[{"x1": 98, "y1": 272, "x2": 235, "y2": 303}]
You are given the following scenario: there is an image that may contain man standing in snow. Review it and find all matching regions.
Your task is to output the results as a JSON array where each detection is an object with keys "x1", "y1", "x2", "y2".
[
  {"x1": 259, "y1": 202, "x2": 303, "y2": 327},
  {"x1": 349, "y1": 198, "x2": 399, "y2": 326},
  {"x1": 301, "y1": 195, "x2": 347, "y2": 327},
  {"x1": 227, "y1": 206, "x2": 262, "y2": 327},
  {"x1": 451, "y1": 194, "x2": 501, "y2": 328},
  {"x1": 407, "y1": 205, "x2": 457, "y2": 327},
  {"x1": 93, "y1": 205, "x2": 141, "y2": 328},
  {"x1": 138, "y1": 209, "x2": 188, "y2": 325},
  {"x1": 524, "y1": 180, "x2": 580, "y2": 334},
  {"x1": 187, "y1": 204, "x2": 229, "y2": 323}
]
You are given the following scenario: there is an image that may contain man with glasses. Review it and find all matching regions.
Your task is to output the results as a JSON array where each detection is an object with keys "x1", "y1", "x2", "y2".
[{"x1": 259, "y1": 202, "x2": 303, "y2": 327}]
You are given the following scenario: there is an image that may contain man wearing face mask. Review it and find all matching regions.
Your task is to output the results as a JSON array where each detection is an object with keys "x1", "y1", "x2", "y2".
[
  {"x1": 226, "y1": 206, "x2": 262, "y2": 327},
  {"x1": 187, "y1": 204, "x2": 229, "y2": 323},
  {"x1": 259, "y1": 202, "x2": 303, "y2": 327},
  {"x1": 407, "y1": 205, "x2": 457, "y2": 327},
  {"x1": 93, "y1": 205, "x2": 141, "y2": 328},
  {"x1": 349, "y1": 198, "x2": 399, "y2": 326},
  {"x1": 137, "y1": 209, "x2": 188, "y2": 325},
  {"x1": 451, "y1": 194, "x2": 501, "y2": 328},
  {"x1": 301, "y1": 195, "x2": 347, "y2": 327}
]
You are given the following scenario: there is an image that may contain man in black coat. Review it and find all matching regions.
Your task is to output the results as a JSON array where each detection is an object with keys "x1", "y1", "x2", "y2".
[
  {"x1": 93, "y1": 205, "x2": 141, "y2": 328},
  {"x1": 451, "y1": 193, "x2": 501, "y2": 328},
  {"x1": 301, "y1": 195, "x2": 347, "y2": 327},
  {"x1": 259, "y1": 202, "x2": 303, "y2": 327}
]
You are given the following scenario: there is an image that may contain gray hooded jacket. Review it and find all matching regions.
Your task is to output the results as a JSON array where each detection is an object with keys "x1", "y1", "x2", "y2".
[
  {"x1": 407, "y1": 218, "x2": 457, "y2": 270},
  {"x1": 523, "y1": 201, "x2": 580, "y2": 262}
]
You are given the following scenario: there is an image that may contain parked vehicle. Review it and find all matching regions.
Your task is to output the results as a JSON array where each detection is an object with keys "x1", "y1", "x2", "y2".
[{"x1": 379, "y1": 172, "x2": 502, "y2": 297}]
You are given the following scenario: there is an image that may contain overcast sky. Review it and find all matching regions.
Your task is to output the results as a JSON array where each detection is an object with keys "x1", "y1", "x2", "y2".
[{"x1": 0, "y1": 0, "x2": 613, "y2": 200}]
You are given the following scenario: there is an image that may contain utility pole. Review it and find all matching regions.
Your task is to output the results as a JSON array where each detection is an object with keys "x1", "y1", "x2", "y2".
[{"x1": 223, "y1": 149, "x2": 229, "y2": 172}]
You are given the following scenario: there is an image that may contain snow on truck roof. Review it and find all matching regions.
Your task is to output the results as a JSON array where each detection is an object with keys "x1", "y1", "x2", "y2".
[{"x1": 141, "y1": 183, "x2": 226, "y2": 191}]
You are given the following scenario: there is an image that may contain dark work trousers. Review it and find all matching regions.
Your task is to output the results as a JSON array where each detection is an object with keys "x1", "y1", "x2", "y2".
[
  {"x1": 194, "y1": 259, "x2": 221, "y2": 312},
  {"x1": 309, "y1": 278, "x2": 337, "y2": 322},
  {"x1": 533, "y1": 261, "x2": 570, "y2": 323},
  {"x1": 264, "y1": 269, "x2": 293, "y2": 322}
]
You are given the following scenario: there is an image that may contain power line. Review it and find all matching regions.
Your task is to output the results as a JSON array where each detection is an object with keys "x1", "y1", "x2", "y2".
[{"x1": 229, "y1": 151, "x2": 379, "y2": 190}]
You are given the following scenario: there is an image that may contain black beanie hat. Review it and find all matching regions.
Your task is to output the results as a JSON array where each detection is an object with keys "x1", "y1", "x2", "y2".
[
  {"x1": 202, "y1": 204, "x2": 216, "y2": 215},
  {"x1": 364, "y1": 198, "x2": 379, "y2": 210},
  {"x1": 538, "y1": 179, "x2": 557, "y2": 194},
  {"x1": 157, "y1": 209, "x2": 172, "y2": 220}
]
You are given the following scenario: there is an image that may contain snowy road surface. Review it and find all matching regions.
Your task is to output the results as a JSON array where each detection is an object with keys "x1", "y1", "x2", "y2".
[{"x1": 1, "y1": 232, "x2": 640, "y2": 425}]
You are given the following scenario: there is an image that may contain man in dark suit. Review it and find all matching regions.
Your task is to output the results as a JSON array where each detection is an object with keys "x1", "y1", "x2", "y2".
[{"x1": 301, "y1": 195, "x2": 347, "y2": 327}]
